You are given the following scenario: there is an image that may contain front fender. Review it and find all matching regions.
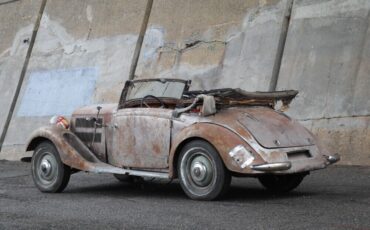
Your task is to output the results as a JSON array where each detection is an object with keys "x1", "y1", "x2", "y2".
[
  {"x1": 169, "y1": 123, "x2": 266, "y2": 177},
  {"x1": 26, "y1": 125, "x2": 100, "y2": 171}
]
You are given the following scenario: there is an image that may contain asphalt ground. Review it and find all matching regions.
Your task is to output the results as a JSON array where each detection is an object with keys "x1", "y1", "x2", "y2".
[{"x1": 0, "y1": 160, "x2": 370, "y2": 230}]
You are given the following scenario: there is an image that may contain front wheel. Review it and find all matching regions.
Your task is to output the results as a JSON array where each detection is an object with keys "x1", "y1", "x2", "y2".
[
  {"x1": 31, "y1": 141, "x2": 71, "y2": 193},
  {"x1": 258, "y1": 173, "x2": 305, "y2": 194},
  {"x1": 177, "y1": 140, "x2": 231, "y2": 200}
]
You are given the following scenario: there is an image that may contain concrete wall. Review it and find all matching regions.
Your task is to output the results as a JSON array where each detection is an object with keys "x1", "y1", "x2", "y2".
[
  {"x1": 136, "y1": 0, "x2": 287, "y2": 91},
  {"x1": 277, "y1": 0, "x2": 370, "y2": 165},
  {"x1": 0, "y1": 0, "x2": 369, "y2": 165},
  {"x1": 0, "y1": 0, "x2": 43, "y2": 158},
  {"x1": 0, "y1": 0, "x2": 146, "y2": 158}
]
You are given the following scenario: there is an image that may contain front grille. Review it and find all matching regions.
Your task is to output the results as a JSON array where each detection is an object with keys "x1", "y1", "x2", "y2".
[
  {"x1": 75, "y1": 118, "x2": 103, "y2": 128},
  {"x1": 287, "y1": 150, "x2": 312, "y2": 160},
  {"x1": 75, "y1": 132, "x2": 102, "y2": 143}
]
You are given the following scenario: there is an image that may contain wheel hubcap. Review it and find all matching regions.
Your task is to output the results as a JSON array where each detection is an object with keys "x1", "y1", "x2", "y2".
[
  {"x1": 189, "y1": 155, "x2": 213, "y2": 187},
  {"x1": 40, "y1": 159, "x2": 52, "y2": 176},
  {"x1": 36, "y1": 153, "x2": 58, "y2": 185},
  {"x1": 192, "y1": 162, "x2": 206, "y2": 178}
]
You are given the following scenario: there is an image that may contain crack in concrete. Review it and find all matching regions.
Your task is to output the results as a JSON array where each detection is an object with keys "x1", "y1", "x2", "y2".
[
  {"x1": 156, "y1": 40, "x2": 227, "y2": 54},
  {"x1": 0, "y1": 0, "x2": 20, "y2": 6},
  {"x1": 299, "y1": 114, "x2": 370, "y2": 122}
]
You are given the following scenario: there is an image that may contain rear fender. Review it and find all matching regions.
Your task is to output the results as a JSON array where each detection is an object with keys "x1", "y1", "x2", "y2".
[
  {"x1": 169, "y1": 123, "x2": 266, "y2": 177},
  {"x1": 26, "y1": 125, "x2": 100, "y2": 171}
]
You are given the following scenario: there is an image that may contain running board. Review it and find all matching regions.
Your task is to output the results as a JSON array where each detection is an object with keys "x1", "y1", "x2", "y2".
[{"x1": 87, "y1": 163, "x2": 170, "y2": 179}]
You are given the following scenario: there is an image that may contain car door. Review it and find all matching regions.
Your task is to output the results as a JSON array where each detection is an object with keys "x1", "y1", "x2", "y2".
[{"x1": 111, "y1": 107, "x2": 172, "y2": 169}]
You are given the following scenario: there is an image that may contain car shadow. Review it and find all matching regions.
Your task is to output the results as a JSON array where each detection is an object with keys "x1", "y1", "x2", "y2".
[
  {"x1": 223, "y1": 185, "x2": 315, "y2": 202},
  {"x1": 65, "y1": 180, "x2": 187, "y2": 200},
  {"x1": 64, "y1": 177, "x2": 316, "y2": 202}
]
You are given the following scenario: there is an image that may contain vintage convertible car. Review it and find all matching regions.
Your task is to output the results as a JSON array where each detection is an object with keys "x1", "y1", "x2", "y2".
[{"x1": 25, "y1": 78, "x2": 339, "y2": 200}]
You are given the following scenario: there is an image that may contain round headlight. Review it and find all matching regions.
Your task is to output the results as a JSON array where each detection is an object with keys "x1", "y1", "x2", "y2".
[{"x1": 49, "y1": 115, "x2": 69, "y2": 129}]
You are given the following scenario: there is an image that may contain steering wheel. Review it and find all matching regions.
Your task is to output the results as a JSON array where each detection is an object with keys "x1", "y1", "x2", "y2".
[{"x1": 140, "y1": 95, "x2": 165, "y2": 108}]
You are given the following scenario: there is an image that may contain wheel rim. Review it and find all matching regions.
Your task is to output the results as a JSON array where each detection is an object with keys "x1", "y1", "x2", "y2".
[
  {"x1": 35, "y1": 151, "x2": 59, "y2": 186},
  {"x1": 181, "y1": 147, "x2": 216, "y2": 194}
]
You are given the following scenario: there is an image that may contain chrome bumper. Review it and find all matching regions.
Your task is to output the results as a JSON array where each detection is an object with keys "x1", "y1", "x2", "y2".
[
  {"x1": 251, "y1": 162, "x2": 292, "y2": 172},
  {"x1": 251, "y1": 153, "x2": 340, "y2": 172},
  {"x1": 325, "y1": 153, "x2": 340, "y2": 164}
]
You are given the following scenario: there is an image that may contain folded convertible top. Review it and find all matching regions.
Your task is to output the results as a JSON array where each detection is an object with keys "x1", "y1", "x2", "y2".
[{"x1": 183, "y1": 88, "x2": 298, "y2": 109}]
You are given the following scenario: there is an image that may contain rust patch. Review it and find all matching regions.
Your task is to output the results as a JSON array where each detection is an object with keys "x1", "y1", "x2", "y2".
[
  {"x1": 152, "y1": 143, "x2": 161, "y2": 155},
  {"x1": 169, "y1": 123, "x2": 266, "y2": 177},
  {"x1": 110, "y1": 108, "x2": 172, "y2": 169}
]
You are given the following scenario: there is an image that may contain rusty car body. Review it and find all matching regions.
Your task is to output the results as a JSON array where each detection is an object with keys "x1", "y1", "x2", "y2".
[{"x1": 26, "y1": 78, "x2": 339, "y2": 200}]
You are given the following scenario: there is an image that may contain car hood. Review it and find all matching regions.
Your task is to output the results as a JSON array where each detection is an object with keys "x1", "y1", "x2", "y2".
[
  {"x1": 71, "y1": 103, "x2": 118, "y2": 126},
  {"x1": 72, "y1": 104, "x2": 117, "y2": 116},
  {"x1": 209, "y1": 107, "x2": 314, "y2": 149}
]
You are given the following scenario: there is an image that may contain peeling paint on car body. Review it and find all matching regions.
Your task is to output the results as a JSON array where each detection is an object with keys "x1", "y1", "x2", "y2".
[{"x1": 26, "y1": 78, "x2": 339, "y2": 180}]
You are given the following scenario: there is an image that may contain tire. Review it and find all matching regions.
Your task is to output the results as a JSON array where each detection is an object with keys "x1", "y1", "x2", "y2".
[
  {"x1": 31, "y1": 141, "x2": 71, "y2": 193},
  {"x1": 258, "y1": 173, "x2": 305, "y2": 194},
  {"x1": 177, "y1": 140, "x2": 231, "y2": 200}
]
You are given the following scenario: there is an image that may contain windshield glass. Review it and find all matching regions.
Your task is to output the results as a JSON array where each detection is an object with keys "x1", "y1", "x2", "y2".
[{"x1": 126, "y1": 80, "x2": 186, "y2": 100}]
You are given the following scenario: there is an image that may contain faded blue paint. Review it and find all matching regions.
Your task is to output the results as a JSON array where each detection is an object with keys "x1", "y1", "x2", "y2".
[{"x1": 17, "y1": 68, "x2": 98, "y2": 117}]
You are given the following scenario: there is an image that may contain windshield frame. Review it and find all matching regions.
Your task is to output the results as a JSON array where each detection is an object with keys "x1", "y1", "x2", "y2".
[{"x1": 118, "y1": 78, "x2": 191, "y2": 109}]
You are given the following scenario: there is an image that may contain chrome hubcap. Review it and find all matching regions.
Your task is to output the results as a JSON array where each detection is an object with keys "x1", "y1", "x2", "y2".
[
  {"x1": 40, "y1": 159, "x2": 52, "y2": 176},
  {"x1": 189, "y1": 155, "x2": 213, "y2": 187},
  {"x1": 36, "y1": 153, "x2": 58, "y2": 184},
  {"x1": 191, "y1": 162, "x2": 206, "y2": 179}
]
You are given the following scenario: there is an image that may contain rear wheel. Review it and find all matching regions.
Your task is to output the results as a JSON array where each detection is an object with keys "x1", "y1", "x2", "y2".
[
  {"x1": 177, "y1": 140, "x2": 231, "y2": 200},
  {"x1": 31, "y1": 141, "x2": 71, "y2": 193},
  {"x1": 258, "y1": 173, "x2": 305, "y2": 193}
]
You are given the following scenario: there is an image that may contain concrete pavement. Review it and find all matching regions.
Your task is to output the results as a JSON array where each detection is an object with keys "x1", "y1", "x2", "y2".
[{"x1": 0, "y1": 160, "x2": 370, "y2": 229}]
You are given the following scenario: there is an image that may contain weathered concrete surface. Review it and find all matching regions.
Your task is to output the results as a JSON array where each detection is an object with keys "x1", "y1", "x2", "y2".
[
  {"x1": 301, "y1": 116, "x2": 370, "y2": 165},
  {"x1": 0, "y1": 0, "x2": 146, "y2": 158},
  {"x1": 0, "y1": 0, "x2": 369, "y2": 165},
  {"x1": 136, "y1": 0, "x2": 287, "y2": 91},
  {"x1": 0, "y1": 0, "x2": 290, "y2": 160},
  {"x1": 277, "y1": 0, "x2": 370, "y2": 165},
  {"x1": 0, "y1": 0, "x2": 42, "y2": 153}
]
